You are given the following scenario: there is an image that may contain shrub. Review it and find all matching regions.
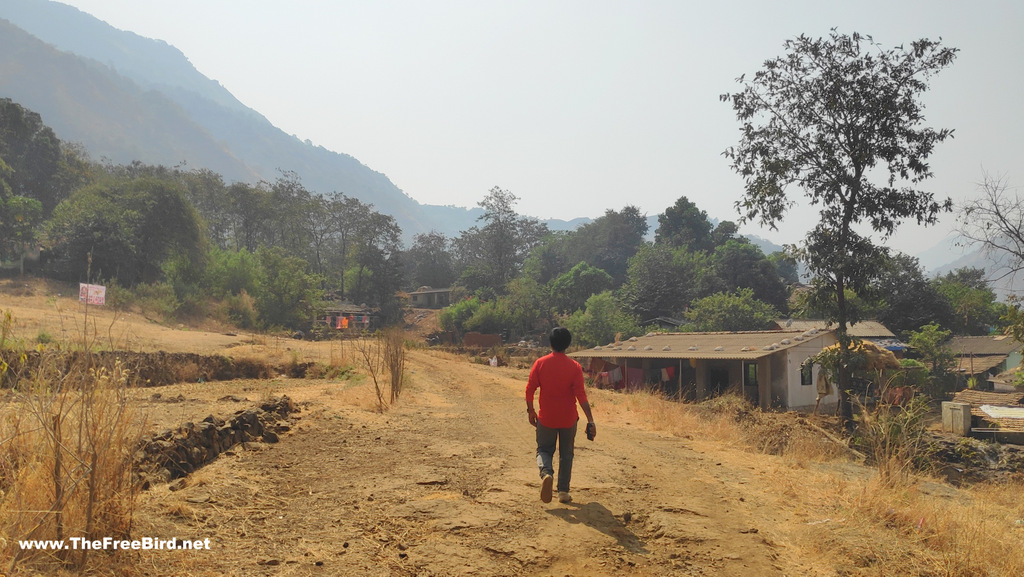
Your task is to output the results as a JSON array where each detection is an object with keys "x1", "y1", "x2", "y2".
[
  {"x1": 131, "y1": 281, "x2": 180, "y2": 320},
  {"x1": 222, "y1": 289, "x2": 258, "y2": 329},
  {"x1": 439, "y1": 297, "x2": 481, "y2": 334}
]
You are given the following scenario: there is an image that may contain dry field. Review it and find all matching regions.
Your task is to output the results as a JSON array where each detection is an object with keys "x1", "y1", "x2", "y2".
[{"x1": 2, "y1": 278, "x2": 1024, "y2": 576}]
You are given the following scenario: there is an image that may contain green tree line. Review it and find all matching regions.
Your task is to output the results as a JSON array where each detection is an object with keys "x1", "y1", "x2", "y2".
[{"x1": 1, "y1": 96, "x2": 1006, "y2": 344}]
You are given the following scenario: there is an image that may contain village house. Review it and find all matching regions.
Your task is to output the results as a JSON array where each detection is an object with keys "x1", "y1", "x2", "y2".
[
  {"x1": 947, "y1": 335, "x2": 1023, "y2": 389},
  {"x1": 771, "y1": 319, "x2": 907, "y2": 354},
  {"x1": 320, "y1": 302, "x2": 374, "y2": 332},
  {"x1": 408, "y1": 287, "x2": 451, "y2": 309},
  {"x1": 569, "y1": 329, "x2": 838, "y2": 412}
]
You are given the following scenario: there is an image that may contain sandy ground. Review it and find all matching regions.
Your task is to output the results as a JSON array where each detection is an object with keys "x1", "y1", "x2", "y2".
[{"x1": 130, "y1": 350, "x2": 824, "y2": 577}]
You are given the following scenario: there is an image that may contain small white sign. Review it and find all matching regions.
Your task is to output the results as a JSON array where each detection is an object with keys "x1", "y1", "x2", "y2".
[{"x1": 78, "y1": 283, "x2": 106, "y2": 305}]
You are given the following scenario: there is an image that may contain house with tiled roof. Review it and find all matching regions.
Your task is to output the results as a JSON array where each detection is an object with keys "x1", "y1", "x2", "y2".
[
  {"x1": 948, "y1": 335, "x2": 1023, "y2": 388},
  {"x1": 569, "y1": 328, "x2": 838, "y2": 412}
]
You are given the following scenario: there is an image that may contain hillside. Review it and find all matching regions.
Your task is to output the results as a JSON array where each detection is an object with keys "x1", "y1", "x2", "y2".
[
  {"x1": 0, "y1": 0, "x2": 444, "y2": 237},
  {"x1": 0, "y1": 17, "x2": 258, "y2": 183},
  {"x1": 0, "y1": 1, "x2": 731, "y2": 243}
]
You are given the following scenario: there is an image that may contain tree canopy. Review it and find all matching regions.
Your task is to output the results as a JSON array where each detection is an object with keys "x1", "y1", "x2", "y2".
[
  {"x1": 685, "y1": 288, "x2": 779, "y2": 332},
  {"x1": 722, "y1": 30, "x2": 957, "y2": 418}
]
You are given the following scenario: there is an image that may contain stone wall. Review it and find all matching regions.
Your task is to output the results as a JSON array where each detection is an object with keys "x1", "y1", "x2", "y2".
[{"x1": 134, "y1": 395, "x2": 299, "y2": 488}]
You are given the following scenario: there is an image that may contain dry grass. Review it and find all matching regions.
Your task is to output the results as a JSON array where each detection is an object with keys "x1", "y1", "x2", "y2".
[
  {"x1": 0, "y1": 356, "x2": 146, "y2": 574},
  {"x1": 592, "y1": 386, "x2": 1024, "y2": 576},
  {"x1": 820, "y1": 475, "x2": 1024, "y2": 576},
  {"x1": 604, "y1": 387, "x2": 847, "y2": 461}
]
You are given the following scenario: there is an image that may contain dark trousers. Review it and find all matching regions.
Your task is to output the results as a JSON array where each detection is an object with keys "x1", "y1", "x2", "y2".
[{"x1": 536, "y1": 420, "x2": 577, "y2": 493}]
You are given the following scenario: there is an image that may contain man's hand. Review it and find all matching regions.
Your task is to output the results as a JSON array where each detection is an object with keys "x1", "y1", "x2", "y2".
[
  {"x1": 527, "y1": 407, "x2": 538, "y2": 427},
  {"x1": 585, "y1": 422, "x2": 597, "y2": 441}
]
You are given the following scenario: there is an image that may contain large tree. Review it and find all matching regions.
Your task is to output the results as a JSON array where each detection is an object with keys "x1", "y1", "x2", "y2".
[
  {"x1": 655, "y1": 196, "x2": 714, "y2": 251},
  {"x1": 873, "y1": 252, "x2": 953, "y2": 337},
  {"x1": 571, "y1": 206, "x2": 649, "y2": 285},
  {"x1": 618, "y1": 244, "x2": 713, "y2": 321},
  {"x1": 454, "y1": 186, "x2": 547, "y2": 293},
  {"x1": 933, "y1": 267, "x2": 1001, "y2": 335},
  {"x1": 709, "y1": 239, "x2": 790, "y2": 311},
  {"x1": 46, "y1": 176, "x2": 206, "y2": 285},
  {"x1": 722, "y1": 31, "x2": 956, "y2": 419},
  {"x1": 406, "y1": 231, "x2": 455, "y2": 289},
  {"x1": 0, "y1": 98, "x2": 61, "y2": 214}
]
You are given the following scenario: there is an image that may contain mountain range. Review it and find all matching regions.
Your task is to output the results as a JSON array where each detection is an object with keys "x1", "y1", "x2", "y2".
[
  {"x1": 1, "y1": 0, "x2": 1010, "y2": 286},
  {"x1": 0, "y1": 0, "x2": 533, "y2": 239}
]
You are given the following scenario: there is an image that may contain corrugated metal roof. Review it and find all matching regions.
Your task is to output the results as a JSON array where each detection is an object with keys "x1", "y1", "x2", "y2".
[
  {"x1": 949, "y1": 335, "x2": 1023, "y2": 357},
  {"x1": 774, "y1": 319, "x2": 895, "y2": 338},
  {"x1": 568, "y1": 329, "x2": 831, "y2": 361}
]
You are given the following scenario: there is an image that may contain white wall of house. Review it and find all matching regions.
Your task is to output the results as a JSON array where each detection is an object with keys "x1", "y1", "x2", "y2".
[{"x1": 783, "y1": 333, "x2": 838, "y2": 412}]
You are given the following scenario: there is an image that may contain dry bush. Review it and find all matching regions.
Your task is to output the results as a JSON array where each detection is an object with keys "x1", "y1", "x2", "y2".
[
  {"x1": 351, "y1": 329, "x2": 407, "y2": 411},
  {"x1": 853, "y1": 374, "x2": 932, "y2": 486},
  {"x1": 0, "y1": 357, "x2": 145, "y2": 574},
  {"x1": 173, "y1": 360, "x2": 202, "y2": 384},
  {"x1": 384, "y1": 327, "x2": 406, "y2": 403},
  {"x1": 353, "y1": 335, "x2": 389, "y2": 412}
]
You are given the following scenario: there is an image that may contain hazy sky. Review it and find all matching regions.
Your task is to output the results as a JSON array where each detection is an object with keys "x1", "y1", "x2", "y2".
[{"x1": 53, "y1": 0, "x2": 1024, "y2": 257}]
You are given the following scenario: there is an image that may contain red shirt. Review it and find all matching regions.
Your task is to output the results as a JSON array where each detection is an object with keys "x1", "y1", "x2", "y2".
[{"x1": 526, "y1": 352, "x2": 588, "y2": 428}]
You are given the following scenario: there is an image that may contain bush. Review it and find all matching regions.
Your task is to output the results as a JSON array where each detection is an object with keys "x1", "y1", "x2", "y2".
[
  {"x1": 222, "y1": 289, "x2": 258, "y2": 329},
  {"x1": 854, "y1": 388, "x2": 932, "y2": 485},
  {"x1": 132, "y1": 282, "x2": 180, "y2": 319},
  {"x1": 563, "y1": 291, "x2": 642, "y2": 347},
  {"x1": 204, "y1": 247, "x2": 259, "y2": 297},
  {"x1": 464, "y1": 300, "x2": 507, "y2": 334},
  {"x1": 439, "y1": 297, "x2": 481, "y2": 334}
]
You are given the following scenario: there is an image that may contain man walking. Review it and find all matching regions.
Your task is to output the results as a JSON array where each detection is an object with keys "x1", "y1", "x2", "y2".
[{"x1": 526, "y1": 327, "x2": 596, "y2": 504}]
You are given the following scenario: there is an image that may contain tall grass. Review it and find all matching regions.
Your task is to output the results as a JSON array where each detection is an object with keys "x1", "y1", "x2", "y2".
[
  {"x1": 1, "y1": 311, "x2": 145, "y2": 574},
  {"x1": 837, "y1": 476, "x2": 1024, "y2": 576}
]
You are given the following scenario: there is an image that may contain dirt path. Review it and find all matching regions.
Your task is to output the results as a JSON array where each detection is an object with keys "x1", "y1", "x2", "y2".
[{"x1": 135, "y1": 349, "x2": 825, "y2": 576}]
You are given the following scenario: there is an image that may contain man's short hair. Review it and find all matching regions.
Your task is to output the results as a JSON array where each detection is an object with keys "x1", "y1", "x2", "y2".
[{"x1": 550, "y1": 327, "x2": 572, "y2": 352}]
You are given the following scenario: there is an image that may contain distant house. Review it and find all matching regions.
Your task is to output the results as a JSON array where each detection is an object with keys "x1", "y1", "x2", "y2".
[
  {"x1": 989, "y1": 366, "x2": 1022, "y2": 393},
  {"x1": 772, "y1": 319, "x2": 907, "y2": 354},
  {"x1": 569, "y1": 329, "x2": 838, "y2": 412},
  {"x1": 948, "y1": 335, "x2": 1023, "y2": 389},
  {"x1": 642, "y1": 317, "x2": 685, "y2": 330},
  {"x1": 320, "y1": 302, "x2": 374, "y2": 332},
  {"x1": 409, "y1": 287, "x2": 451, "y2": 309}
]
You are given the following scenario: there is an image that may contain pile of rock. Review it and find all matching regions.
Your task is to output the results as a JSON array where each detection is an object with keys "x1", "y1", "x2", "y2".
[{"x1": 135, "y1": 395, "x2": 298, "y2": 488}]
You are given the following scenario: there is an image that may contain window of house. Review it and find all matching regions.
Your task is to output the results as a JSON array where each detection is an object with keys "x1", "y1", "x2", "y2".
[
  {"x1": 801, "y1": 362, "x2": 813, "y2": 386},
  {"x1": 744, "y1": 362, "x2": 758, "y2": 387}
]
